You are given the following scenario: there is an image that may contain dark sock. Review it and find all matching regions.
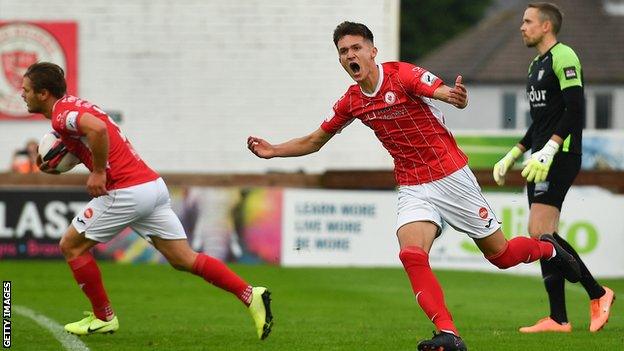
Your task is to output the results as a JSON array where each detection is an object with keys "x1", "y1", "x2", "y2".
[
  {"x1": 553, "y1": 233, "x2": 605, "y2": 300},
  {"x1": 540, "y1": 258, "x2": 568, "y2": 324}
]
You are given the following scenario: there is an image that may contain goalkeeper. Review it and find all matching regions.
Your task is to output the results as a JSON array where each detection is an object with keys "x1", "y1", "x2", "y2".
[{"x1": 493, "y1": 2, "x2": 613, "y2": 334}]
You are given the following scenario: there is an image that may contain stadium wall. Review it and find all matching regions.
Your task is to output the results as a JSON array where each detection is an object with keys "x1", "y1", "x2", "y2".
[
  {"x1": 0, "y1": 0, "x2": 399, "y2": 173},
  {"x1": 2, "y1": 185, "x2": 622, "y2": 277}
]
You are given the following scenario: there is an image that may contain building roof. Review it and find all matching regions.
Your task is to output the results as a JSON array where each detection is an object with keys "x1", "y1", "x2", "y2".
[{"x1": 416, "y1": 0, "x2": 624, "y2": 84}]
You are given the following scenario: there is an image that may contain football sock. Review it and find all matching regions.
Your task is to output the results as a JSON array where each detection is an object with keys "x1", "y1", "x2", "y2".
[
  {"x1": 192, "y1": 253, "x2": 252, "y2": 305},
  {"x1": 540, "y1": 258, "x2": 568, "y2": 324},
  {"x1": 553, "y1": 233, "x2": 605, "y2": 299},
  {"x1": 399, "y1": 246, "x2": 458, "y2": 336},
  {"x1": 486, "y1": 237, "x2": 553, "y2": 269},
  {"x1": 67, "y1": 253, "x2": 114, "y2": 321}
]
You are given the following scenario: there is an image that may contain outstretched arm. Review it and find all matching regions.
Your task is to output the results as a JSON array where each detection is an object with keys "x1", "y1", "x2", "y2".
[
  {"x1": 247, "y1": 127, "x2": 334, "y2": 159},
  {"x1": 433, "y1": 75, "x2": 468, "y2": 109}
]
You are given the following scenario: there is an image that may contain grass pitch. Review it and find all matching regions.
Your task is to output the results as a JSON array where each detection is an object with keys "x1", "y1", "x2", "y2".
[{"x1": 3, "y1": 261, "x2": 623, "y2": 350}]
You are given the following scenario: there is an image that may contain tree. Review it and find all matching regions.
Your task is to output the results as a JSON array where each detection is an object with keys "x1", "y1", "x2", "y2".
[{"x1": 401, "y1": 0, "x2": 493, "y2": 62}]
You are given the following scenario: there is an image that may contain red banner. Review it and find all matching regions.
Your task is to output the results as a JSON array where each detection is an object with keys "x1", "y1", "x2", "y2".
[{"x1": 0, "y1": 21, "x2": 77, "y2": 120}]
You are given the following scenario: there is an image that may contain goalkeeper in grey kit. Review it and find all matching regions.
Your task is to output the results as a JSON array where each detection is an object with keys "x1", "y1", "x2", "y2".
[{"x1": 493, "y1": 2, "x2": 614, "y2": 333}]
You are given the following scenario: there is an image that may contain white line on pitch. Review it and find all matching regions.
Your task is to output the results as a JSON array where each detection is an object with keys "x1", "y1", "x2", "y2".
[{"x1": 13, "y1": 305, "x2": 90, "y2": 351}]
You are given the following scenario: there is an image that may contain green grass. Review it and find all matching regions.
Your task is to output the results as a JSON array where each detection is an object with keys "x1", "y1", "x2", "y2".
[{"x1": 2, "y1": 261, "x2": 623, "y2": 350}]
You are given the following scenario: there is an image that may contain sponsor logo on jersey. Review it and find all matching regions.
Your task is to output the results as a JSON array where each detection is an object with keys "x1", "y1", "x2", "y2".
[
  {"x1": 361, "y1": 105, "x2": 408, "y2": 121},
  {"x1": 478, "y1": 207, "x2": 488, "y2": 219},
  {"x1": 564, "y1": 66, "x2": 577, "y2": 80},
  {"x1": 84, "y1": 208, "x2": 93, "y2": 219},
  {"x1": 0, "y1": 23, "x2": 67, "y2": 118},
  {"x1": 65, "y1": 111, "x2": 79, "y2": 132},
  {"x1": 527, "y1": 86, "x2": 547, "y2": 106},
  {"x1": 384, "y1": 91, "x2": 396, "y2": 105},
  {"x1": 420, "y1": 71, "x2": 437, "y2": 86}
]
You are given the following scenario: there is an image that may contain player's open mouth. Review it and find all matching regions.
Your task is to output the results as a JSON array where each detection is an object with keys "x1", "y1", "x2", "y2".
[{"x1": 349, "y1": 62, "x2": 360, "y2": 74}]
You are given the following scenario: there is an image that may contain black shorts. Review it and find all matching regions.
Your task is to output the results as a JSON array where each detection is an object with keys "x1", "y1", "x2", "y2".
[{"x1": 527, "y1": 152, "x2": 581, "y2": 210}]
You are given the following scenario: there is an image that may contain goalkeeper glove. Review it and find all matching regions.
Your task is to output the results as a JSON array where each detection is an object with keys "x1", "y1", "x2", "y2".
[
  {"x1": 521, "y1": 139, "x2": 560, "y2": 183},
  {"x1": 493, "y1": 146, "x2": 523, "y2": 186}
]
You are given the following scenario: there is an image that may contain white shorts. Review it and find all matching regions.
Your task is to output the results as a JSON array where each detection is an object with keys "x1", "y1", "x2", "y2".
[
  {"x1": 72, "y1": 177, "x2": 187, "y2": 243},
  {"x1": 396, "y1": 166, "x2": 501, "y2": 239}
]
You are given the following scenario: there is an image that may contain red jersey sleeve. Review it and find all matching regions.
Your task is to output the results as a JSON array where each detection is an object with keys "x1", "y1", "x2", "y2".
[
  {"x1": 50, "y1": 100, "x2": 92, "y2": 167},
  {"x1": 52, "y1": 109, "x2": 84, "y2": 137},
  {"x1": 62, "y1": 137, "x2": 92, "y2": 164},
  {"x1": 320, "y1": 92, "x2": 354, "y2": 134},
  {"x1": 398, "y1": 63, "x2": 443, "y2": 98}
]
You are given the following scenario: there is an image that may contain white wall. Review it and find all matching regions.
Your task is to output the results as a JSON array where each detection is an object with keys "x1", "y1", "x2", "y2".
[
  {"x1": 0, "y1": 0, "x2": 399, "y2": 173},
  {"x1": 440, "y1": 86, "x2": 507, "y2": 130}
]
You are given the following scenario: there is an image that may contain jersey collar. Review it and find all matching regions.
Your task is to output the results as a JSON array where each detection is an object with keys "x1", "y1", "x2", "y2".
[
  {"x1": 538, "y1": 42, "x2": 561, "y2": 60},
  {"x1": 360, "y1": 64, "x2": 384, "y2": 98},
  {"x1": 51, "y1": 94, "x2": 67, "y2": 112}
]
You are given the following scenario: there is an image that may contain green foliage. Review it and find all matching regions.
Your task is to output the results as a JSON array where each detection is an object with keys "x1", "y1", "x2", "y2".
[
  {"x1": 401, "y1": 0, "x2": 493, "y2": 62},
  {"x1": 6, "y1": 261, "x2": 624, "y2": 350}
]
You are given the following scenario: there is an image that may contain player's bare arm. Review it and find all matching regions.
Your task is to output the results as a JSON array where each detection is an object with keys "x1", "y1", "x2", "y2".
[
  {"x1": 247, "y1": 128, "x2": 333, "y2": 159},
  {"x1": 80, "y1": 113, "x2": 109, "y2": 197},
  {"x1": 549, "y1": 134, "x2": 563, "y2": 145},
  {"x1": 433, "y1": 75, "x2": 468, "y2": 109}
]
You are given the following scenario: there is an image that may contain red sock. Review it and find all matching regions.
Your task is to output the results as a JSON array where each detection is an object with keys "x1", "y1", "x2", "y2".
[
  {"x1": 486, "y1": 237, "x2": 553, "y2": 269},
  {"x1": 67, "y1": 253, "x2": 114, "y2": 321},
  {"x1": 399, "y1": 246, "x2": 458, "y2": 336},
  {"x1": 192, "y1": 253, "x2": 252, "y2": 305}
]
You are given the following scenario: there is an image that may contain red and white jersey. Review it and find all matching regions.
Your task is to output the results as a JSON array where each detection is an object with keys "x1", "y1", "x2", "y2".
[
  {"x1": 51, "y1": 95, "x2": 159, "y2": 190},
  {"x1": 321, "y1": 62, "x2": 468, "y2": 185}
]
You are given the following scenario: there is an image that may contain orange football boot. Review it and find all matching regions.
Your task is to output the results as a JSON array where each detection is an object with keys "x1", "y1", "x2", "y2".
[
  {"x1": 519, "y1": 317, "x2": 572, "y2": 333},
  {"x1": 590, "y1": 286, "x2": 615, "y2": 332}
]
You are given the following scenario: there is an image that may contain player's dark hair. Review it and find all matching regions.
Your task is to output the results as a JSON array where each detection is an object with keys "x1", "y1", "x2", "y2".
[
  {"x1": 528, "y1": 2, "x2": 563, "y2": 34},
  {"x1": 333, "y1": 21, "x2": 374, "y2": 47},
  {"x1": 24, "y1": 62, "x2": 66, "y2": 98}
]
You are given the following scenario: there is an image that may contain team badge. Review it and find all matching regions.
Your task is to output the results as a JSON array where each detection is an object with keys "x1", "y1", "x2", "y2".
[
  {"x1": 478, "y1": 207, "x2": 488, "y2": 219},
  {"x1": 384, "y1": 91, "x2": 396, "y2": 105},
  {"x1": 84, "y1": 208, "x2": 93, "y2": 219},
  {"x1": 537, "y1": 69, "x2": 545, "y2": 81}
]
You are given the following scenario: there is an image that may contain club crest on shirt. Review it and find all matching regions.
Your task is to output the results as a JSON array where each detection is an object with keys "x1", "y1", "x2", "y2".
[
  {"x1": 537, "y1": 69, "x2": 545, "y2": 81},
  {"x1": 384, "y1": 91, "x2": 396, "y2": 105},
  {"x1": 564, "y1": 66, "x2": 577, "y2": 80},
  {"x1": 478, "y1": 207, "x2": 488, "y2": 219}
]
